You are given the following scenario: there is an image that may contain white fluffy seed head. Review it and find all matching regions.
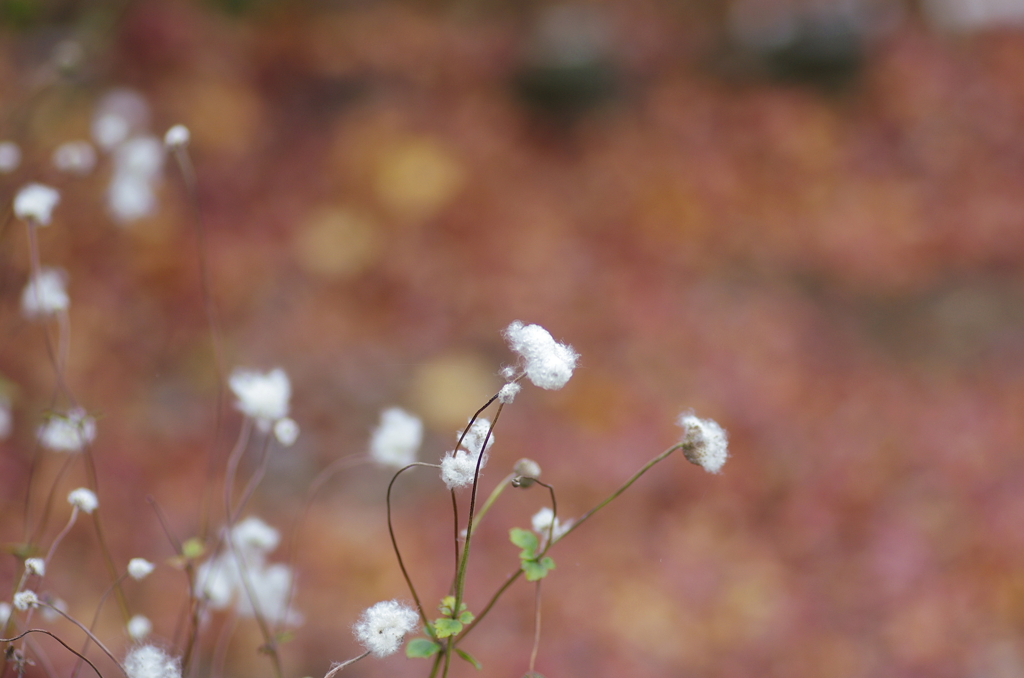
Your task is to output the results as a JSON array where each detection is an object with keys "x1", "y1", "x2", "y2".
[
  {"x1": 25, "y1": 558, "x2": 45, "y2": 576},
  {"x1": 273, "y1": 417, "x2": 299, "y2": 447},
  {"x1": 13, "y1": 590, "x2": 39, "y2": 611},
  {"x1": 123, "y1": 644, "x2": 181, "y2": 678},
  {"x1": 0, "y1": 602, "x2": 11, "y2": 623},
  {"x1": 67, "y1": 487, "x2": 98, "y2": 514},
  {"x1": 457, "y1": 417, "x2": 494, "y2": 457},
  {"x1": 163, "y1": 125, "x2": 190, "y2": 148},
  {"x1": 228, "y1": 368, "x2": 291, "y2": 430},
  {"x1": 440, "y1": 449, "x2": 479, "y2": 490},
  {"x1": 369, "y1": 407, "x2": 422, "y2": 468},
  {"x1": 677, "y1": 412, "x2": 728, "y2": 474},
  {"x1": 127, "y1": 614, "x2": 152, "y2": 640},
  {"x1": 107, "y1": 172, "x2": 157, "y2": 223},
  {"x1": 128, "y1": 558, "x2": 155, "y2": 580},
  {"x1": 531, "y1": 507, "x2": 571, "y2": 542},
  {"x1": 21, "y1": 268, "x2": 69, "y2": 318},
  {"x1": 503, "y1": 321, "x2": 579, "y2": 390},
  {"x1": 497, "y1": 382, "x2": 521, "y2": 404},
  {"x1": 38, "y1": 408, "x2": 96, "y2": 453},
  {"x1": 353, "y1": 600, "x2": 419, "y2": 658},
  {"x1": 14, "y1": 183, "x2": 61, "y2": 225}
]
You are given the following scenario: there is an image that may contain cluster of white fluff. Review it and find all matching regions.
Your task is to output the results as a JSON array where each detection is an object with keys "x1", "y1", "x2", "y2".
[
  {"x1": 38, "y1": 408, "x2": 96, "y2": 453},
  {"x1": 369, "y1": 407, "x2": 423, "y2": 468},
  {"x1": 21, "y1": 268, "x2": 69, "y2": 318},
  {"x1": 228, "y1": 367, "x2": 297, "y2": 441},
  {"x1": 13, "y1": 590, "x2": 38, "y2": 611},
  {"x1": 352, "y1": 600, "x2": 419, "y2": 658},
  {"x1": 128, "y1": 558, "x2": 155, "y2": 580},
  {"x1": 53, "y1": 140, "x2": 97, "y2": 174},
  {"x1": 127, "y1": 614, "x2": 152, "y2": 641},
  {"x1": 25, "y1": 558, "x2": 45, "y2": 577},
  {"x1": 123, "y1": 644, "x2": 181, "y2": 678},
  {"x1": 194, "y1": 516, "x2": 302, "y2": 626},
  {"x1": 67, "y1": 487, "x2": 98, "y2": 514},
  {"x1": 0, "y1": 140, "x2": 20, "y2": 172},
  {"x1": 14, "y1": 183, "x2": 61, "y2": 225},
  {"x1": 440, "y1": 417, "x2": 494, "y2": 490},
  {"x1": 677, "y1": 412, "x2": 729, "y2": 474},
  {"x1": 503, "y1": 321, "x2": 579, "y2": 391}
]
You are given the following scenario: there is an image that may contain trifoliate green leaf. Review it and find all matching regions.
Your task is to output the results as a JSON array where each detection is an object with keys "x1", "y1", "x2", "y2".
[
  {"x1": 521, "y1": 555, "x2": 556, "y2": 581},
  {"x1": 406, "y1": 638, "x2": 441, "y2": 658},
  {"x1": 510, "y1": 528, "x2": 539, "y2": 559},
  {"x1": 433, "y1": 618, "x2": 463, "y2": 638}
]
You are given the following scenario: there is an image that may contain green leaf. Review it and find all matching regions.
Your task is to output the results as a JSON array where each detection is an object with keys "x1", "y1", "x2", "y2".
[
  {"x1": 406, "y1": 638, "x2": 441, "y2": 658},
  {"x1": 433, "y1": 618, "x2": 463, "y2": 638},
  {"x1": 439, "y1": 595, "x2": 456, "y2": 616},
  {"x1": 521, "y1": 555, "x2": 556, "y2": 581},
  {"x1": 510, "y1": 528, "x2": 538, "y2": 558},
  {"x1": 455, "y1": 648, "x2": 483, "y2": 670},
  {"x1": 459, "y1": 609, "x2": 475, "y2": 624}
]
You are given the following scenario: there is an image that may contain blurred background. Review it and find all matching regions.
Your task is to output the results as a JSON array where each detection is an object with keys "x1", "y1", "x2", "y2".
[{"x1": 3, "y1": 0, "x2": 1024, "y2": 676}]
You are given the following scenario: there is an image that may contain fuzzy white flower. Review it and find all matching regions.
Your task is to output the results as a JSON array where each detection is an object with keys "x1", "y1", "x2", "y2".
[
  {"x1": 127, "y1": 614, "x2": 152, "y2": 640},
  {"x1": 124, "y1": 644, "x2": 181, "y2": 678},
  {"x1": 0, "y1": 601, "x2": 11, "y2": 623},
  {"x1": 25, "y1": 558, "x2": 45, "y2": 576},
  {"x1": 114, "y1": 136, "x2": 164, "y2": 179},
  {"x1": 0, "y1": 141, "x2": 21, "y2": 173},
  {"x1": 353, "y1": 600, "x2": 419, "y2": 658},
  {"x1": 497, "y1": 382, "x2": 521, "y2": 404},
  {"x1": 14, "y1": 183, "x2": 61, "y2": 226},
  {"x1": 108, "y1": 172, "x2": 157, "y2": 223},
  {"x1": 13, "y1": 590, "x2": 38, "y2": 611},
  {"x1": 68, "y1": 487, "x2": 98, "y2": 514},
  {"x1": 92, "y1": 89, "x2": 149, "y2": 151},
  {"x1": 503, "y1": 321, "x2": 579, "y2": 390},
  {"x1": 457, "y1": 417, "x2": 494, "y2": 457},
  {"x1": 369, "y1": 407, "x2": 422, "y2": 468},
  {"x1": 228, "y1": 368, "x2": 291, "y2": 431},
  {"x1": 38, "y1": 408, "x2": 96, "y2": 453},
  {"x1": 41, "y1": 598, "x2": 66, "y2": 622},
  {"x1": 128, "y1": 558, "x2": 155, "y2": 580},
  {"x1": 273, "y1": 417, "x2": 299, "y2": 447},
  {"x1": 53, "y1": 141, "x2": 97, "y2": 174},
  {"x1": 231, "y1": 516, "x2": 280, "y2": 554},
  {"x1": 194, "y1": 555, "x2": 237, "y2": 609},
  {"x1": 164, "y1": 125, "x2": 190, "y2": 148},
  {"x1": 677, "y1": 412, "x2": 728, "y2": 474},
  {"x1": 21, "y1": 268, "x2": 69, "y2": 318}
]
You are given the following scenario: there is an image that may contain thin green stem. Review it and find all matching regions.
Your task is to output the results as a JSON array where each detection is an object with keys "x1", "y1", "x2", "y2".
[{"x1": 468, "y1": 473, "x2": 514, "y2": 538}]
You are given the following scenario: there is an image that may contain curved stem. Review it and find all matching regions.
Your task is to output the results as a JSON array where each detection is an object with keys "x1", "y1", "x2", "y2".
[
  {"x1": 1, "y1": 629, "x2": 103, "y2": 678},
  {"x1": 322, "y1": 650, "x2": 370, "y2": 678},
  {"x1": 386, "y1": 463, "x2": 441, "y2": 636}
]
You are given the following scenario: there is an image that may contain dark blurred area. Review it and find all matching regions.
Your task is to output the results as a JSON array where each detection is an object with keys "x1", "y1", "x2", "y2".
[{"x1": 3, "y1": 0, "x2": 1024, "y2": 676}]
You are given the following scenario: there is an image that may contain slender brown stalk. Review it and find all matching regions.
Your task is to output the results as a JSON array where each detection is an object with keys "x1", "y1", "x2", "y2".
[{"x1": 1, "y1": 629, "x2": 104, "y2": 678}]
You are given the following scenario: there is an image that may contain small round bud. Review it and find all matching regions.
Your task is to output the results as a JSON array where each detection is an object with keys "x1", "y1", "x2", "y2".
[
  {"x1": 677, "y1": 411, "x2": 728, "y2": 474},
  {"x1": 273, "y1": 417, "x2": 299, "y2": 447},
  {"x1": 127, "y1": 614, "x2": 152, "y2": 640},
  {"x1": 68, "y1": 487, "x2": 98, "y2": 514},
  {"x1": 164, "y1": 125, "x2": 190, "y2": 148},
  {"x1": 25, "y1": 558, "x2": 45, "y2": 576},
  {"x1": 128, "y1": 558, "x2": 155, "y2": 580},
  {"x1": 512, "y1": 458, "x2": 541, "y2": 488}
]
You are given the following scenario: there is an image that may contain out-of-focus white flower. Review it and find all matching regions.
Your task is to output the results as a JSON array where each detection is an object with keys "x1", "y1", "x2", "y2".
[
  {"x1": 123, "y1": 644, "x2": 181, "y2": 678},
  {"x1": 0, "y1": 602, "x2": 11, "y2": 623},
  {"x1": 21, "y1": 268, "x2": 69, "y2": 318},
  {"x1": 53, "y1": 141, "x2": 97, "y2": 174},
  {"x1": 195, "y1": 555, "x2": 236, "y2": 610},
  {"x1": 273, "y1": 417, "x2": 299, "y2": 447},
  {"x1": 113, "y1": 136, "x2": 163, "y2": 179},
  {"x1": 369, "y1": 407, "x2": 422, "y2": 468},
  {"x1": 503, "y1": 321, "x2": 579, "y2": 390},
  {"x1": 531, "y1": 507, "x2": 571, "y2": 542},
  {"x1": 68, "y1": 488, "x2": 98, "y2": 514},
  {"x1": 231, "y1": 516, "x2": 280, "y2": 555},
  {"x1": 14, "y1": 183, "x2": 60, "y2": 225},
  {"x1": 40, "y1": 597, "x2": 66, "y2": 622},
  {"x1": 38, "y1": 408, "x2": 96, "y2": 453},
  {"x1": 127, "y1": 614, "x2": 152, "y2": 640},
  {"x1": 236, "y1": 562, "x2": 303, "y2": 625},
  {"x1": 107, "y1": 173, "x2": 157, "y2": 223},
  {"x1": 92, "y1": 89, "x2": 150, "y2": 151},
  {"x1": 228, "y1": 368, "x2": 291, "y2": 431},
  {"x1": 353, "y1": 600, "x2": 418, "y2": 658},
  {"x1": 677, "y1": 411, "x2": 728, "y2": 474},
  {"x1": 25, "y1": 558, "x2": 45, "y2": 577},
  {"x1": 0, "y1": 141, "x2": 21, "y2": 173},
  {"x1": 13, "y1": 591, "x2": 39, "y2": 611},
  {"x1": 0, "y1": 398, "x2": 11, "y2": 441},
  {"x1": 164, "y1": 125, "x2": 190, "y2": 148},
  {"x1": 128, "y1": 558, "x2": 155, "y2": 580}
]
